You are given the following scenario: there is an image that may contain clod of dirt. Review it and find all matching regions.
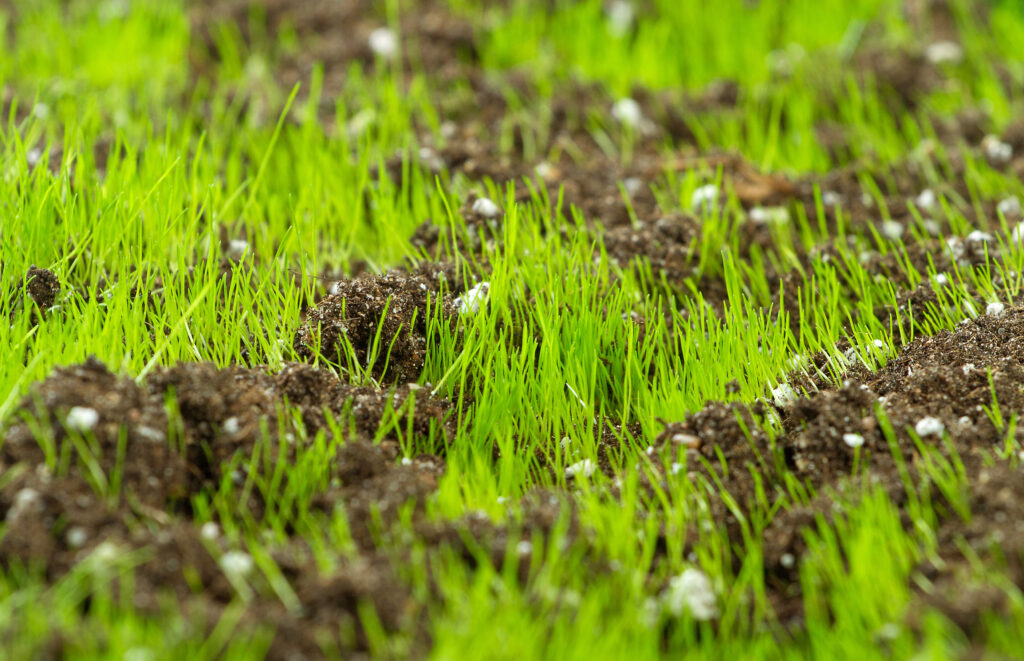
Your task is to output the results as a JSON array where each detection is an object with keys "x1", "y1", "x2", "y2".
[
  {"x1": 294, "y1": 270, "x2": 459, "y2": 383},
  {"x1": 24, "y1": 267, "x2": 60, "y2": 310}
]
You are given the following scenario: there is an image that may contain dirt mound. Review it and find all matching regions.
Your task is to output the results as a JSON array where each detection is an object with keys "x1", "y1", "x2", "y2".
[
  {"x1": 655, "y1": 302, "x2": 1024, "y2": 630},
  {"x1": 294, "y1": 269, "x2": 461, "y2": 383}
]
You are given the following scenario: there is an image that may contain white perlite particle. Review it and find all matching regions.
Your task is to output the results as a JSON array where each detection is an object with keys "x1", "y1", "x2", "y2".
[
  {"x1": 690, "y1": 184, "x2": 718, "y2": 213},
  {"x1": 664, "y1": 568, "x2": 719, "y2": 620},
  {"x1": 227, "y1": 239, "x2": 249, "y2": 260},
  {"x1": 822, "y1": 191, "x2": 841, "y2": 207},
  {"x1": 516, "y1": 540, "x2": 533, "y2": 556},
  {"x1": 66, "y1": 406, "x2": 99, "y2": 432},
  {"x1": 771, "y1": 383, "x2": 797, "y2": 407},
  {"x1": 611, "y1": 98, "x2": 642, "y2": 127},
  {"x1": 400, "y1": 456, "x2": 412, "y2": 466},
  {"x1": 368, "y1": 27, "x2": 398, "y2": 58},
  {"x1": 471, "y1": 197, "x2": 501, "y2": 218},
  {"x1": 66, "y1": 526, "x2": 89, "y2": 549},
  {"x1": 987, "y1": 301, "x2": 1006, "y2": 318},
  {"x1": 7, "y1": 488, "x2": 41, "y2": 522},
  {"x1": 454, "y1": 281, "x2": 490, "y2": 315},
  {"x1": 915, "y1": 189, "x2": 937, "y2": 211},
  {"x1": 1012, "y1": 222, "x2": 1024, "y2": 243},
  {"x1": 998, "y1": 196, "x2": 1022, "y2": 218},
  {"x1": 749, "y1": 206, "x2": 790, "y2": 224},
  {"x1": 982, "y1": 135, "x2": 1013, "y2": 164},
  {"x1": 200, "y1": 522, "x2": 220, "y2": 541},
  {"x1": 925, "y1": 41, "x2": 963, "y2": 65},
  {"x1": 881, "y1": 220, "x2": 904, "y2": 241},
  {"x1": 842, "y1": 433, "x2": 865, "y2": 448},
  {"x1": 222, "y1": 417, "x2": 240, "y2": 435},
  {"x1": 219, "y1": 550, "x2": 254, "y2": 578},
  {"x1": 915, "y1": 417, "x2": 945, "y2": 437},
  {"x1": 565, "y1": 459, "x2": 595, "y2": 479},
  {"x1": 966, "y1": 230, "x2": 993, "y2": 244},
  {"x1": 606, "y1": 0, "x2": 634, "y2": 35}
]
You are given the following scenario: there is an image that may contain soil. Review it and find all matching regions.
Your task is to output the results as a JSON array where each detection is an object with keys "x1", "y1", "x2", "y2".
[
  {"x1": 293, "y1": 267, "x2": 462, "y2": 383},
  {"x1": 650, "y1": 302, "x2": 1024, "y2": 631},
  {"x1": 0, "y1": 357, "x2": 581, "y2": 657}
]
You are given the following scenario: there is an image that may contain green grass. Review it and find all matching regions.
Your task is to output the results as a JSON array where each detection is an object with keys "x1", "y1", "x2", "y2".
[{"x1": 3, "y1": 0, "x2": 1024, "y2": 658}]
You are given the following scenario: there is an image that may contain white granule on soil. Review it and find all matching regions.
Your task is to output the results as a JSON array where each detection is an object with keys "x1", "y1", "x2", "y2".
[
  {"x1": 611, "y1": 98, "x2": 642, "y2": 127},
  {"x1": 66, "y1": 526, "x2": 89, "y2": 549},
  {"x1": 200, "y1": 522, "x2": 220, "y2": 541},
  {"x1": 690, "y1": 184, "x2": 718, "y2": 213},
  {"x1": 516, "y1": 540, "x2": 533, "y2": 556},
  {"x1": 368, "y1": 27, "x2": 398, "y2": 58},
  {"x1": 219, "y1": 550, "x2": 254, "y2": 577},
  {"x1": 925, "y1": 41, "x2": 963, "y2": 65},
  {"x1": 664, "y1": 568, "x2": 719, "y2": 620},
  {"x1": 915, "y1": 416, "x2": 945, "y2": 437},
  {"x1": 66, "y1": 406, "x2": 100, "y2": 432},
  {"x1": 842, "y1": 433, "x2": 865, "y2": 448},
  {"x1": 227, "y1": 239, "x2": 249, "y2": 260},
  {"x1": 915, "y1": 189, "x2": 937, "y2": 211},
  {"x1": 771, "y1": 383, "x2": 797, "y2": 407},
  {"x1": 881, "y1": 220, "x2": 904, "y2": 240},
  {"x1": 454, "y1": 281, "x2": 490, "y2": 315},
  {"x1": 222, "y1": 417, "x2": 240, "y2": 435},
  {"x1": 987, "y1": 301, "x2": 1006, "y2": 318},
  {"x1": 998, "y1": 196, "x2": 1022, "y2": 218},
  {"x1": 471, "y1": 197, "x2": 501, "y2": 218},
  {"x1": 982, "y1": 135, "x2": 1013, "y2": 164},
  {"x1": 966, "y1": 230, "x2": 993, "y2": 244},
  {"x1": 564, "y1": 459, "x2": 595, "y2": 479}
]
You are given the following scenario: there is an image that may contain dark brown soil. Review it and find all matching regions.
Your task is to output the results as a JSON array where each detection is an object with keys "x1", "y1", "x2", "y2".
[
  {"x1": 652, "y1": 302, "x2": 1024, "y2": 631},
  {"x1": 293, "y1": 267, "x2": 462, "y2": 383},
  {"x1": 0, "y1": 357, "x2": 582, "y2": 657}
]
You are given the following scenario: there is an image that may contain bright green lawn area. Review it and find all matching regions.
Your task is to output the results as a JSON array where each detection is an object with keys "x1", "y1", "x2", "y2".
[{"x1": 3, "y1": 0, "x2": 1024, "y2": 658}]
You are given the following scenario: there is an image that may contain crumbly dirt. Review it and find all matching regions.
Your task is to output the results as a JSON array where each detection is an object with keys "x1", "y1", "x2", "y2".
[
  {"x1": 0, "y1": 357, "x2": 583, "y2": 657},
  {"x1": 189, "y1": 0, "x2": 477, "y2": 116},
  {"x1": 651, "y1": 302, "x2": 1024, "y2": 631},
  {"x1": 6, "y1": 266, "x2": 61, "y2": 324},
  {"x1": 293, "y1": 268, "x2": 463, "y2": 383}
]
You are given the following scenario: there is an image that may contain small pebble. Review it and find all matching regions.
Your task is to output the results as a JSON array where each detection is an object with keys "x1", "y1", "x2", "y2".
[{"x1": 670, "y1": 433, "x2": 701, "y2": 449}]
